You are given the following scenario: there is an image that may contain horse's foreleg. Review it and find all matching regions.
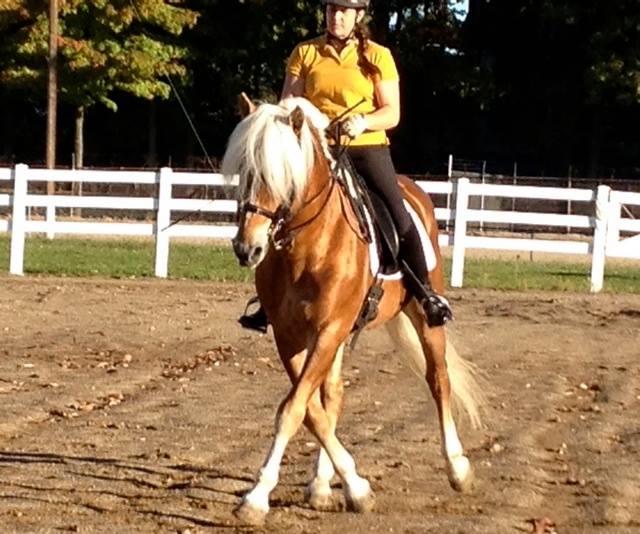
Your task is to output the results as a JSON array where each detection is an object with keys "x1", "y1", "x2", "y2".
[
  {"x1": 298, "y1": 343, "x2": 373, "y2": 514},
  {"x1": 236, "y1": 334, "x2": 348, "y2": 524},
  {"x1": 305, "y1": 399, "x2": 374, "y2": 513},
  {"x1": 416, "y1": 314, "x2": 473, "y2": 492},
  {"x1": 234, "y1": 347, "x2": 308, "y2": 525},
  {"x1": 306, "y1": 344, "x2": 344, "y2": 510}
]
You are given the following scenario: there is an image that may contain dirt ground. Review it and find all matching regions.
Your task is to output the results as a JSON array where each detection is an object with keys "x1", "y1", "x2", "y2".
[{"x1": 0, "y1": 276, "x2": 639, "y2": 534}]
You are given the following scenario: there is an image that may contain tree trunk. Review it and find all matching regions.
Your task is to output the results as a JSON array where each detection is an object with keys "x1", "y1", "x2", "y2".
[
  {"x1": 73, "y1": 105, "x2": 84, "y2": 217},
  {"x1": 74, "y1": 105, "x2": 84, "y2": 169}
]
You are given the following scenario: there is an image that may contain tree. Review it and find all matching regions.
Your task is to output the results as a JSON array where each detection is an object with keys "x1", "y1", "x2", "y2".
[
  {"x1": 461, "y1": 0, "x2": 640, "y2": 177},
  {"x1": 0, "y1": 0, "x2": 198, "y2": 167},
  {"x1": 178, "y1": 0, "x2": 323, "y2": 165}
]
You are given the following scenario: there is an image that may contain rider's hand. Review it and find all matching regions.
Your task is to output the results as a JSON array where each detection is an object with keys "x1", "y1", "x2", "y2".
[{"x1": 342, "y1": 113, "x2": 368, "y2": 139}]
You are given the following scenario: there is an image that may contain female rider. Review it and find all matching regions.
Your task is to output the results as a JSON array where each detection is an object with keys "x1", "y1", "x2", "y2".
[{"x1": 239, "y1": 0, "x2": 452, "y2": 331}]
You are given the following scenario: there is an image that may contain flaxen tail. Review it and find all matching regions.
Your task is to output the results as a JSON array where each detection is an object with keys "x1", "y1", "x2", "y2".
[{"x1": 385, "y1": 313, "x2": 485, "y2": 428}]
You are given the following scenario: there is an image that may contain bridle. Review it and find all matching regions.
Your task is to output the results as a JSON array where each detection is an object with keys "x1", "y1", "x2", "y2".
[{"x1": 237, "y1": 173, "x2": 337, "y2": 250}]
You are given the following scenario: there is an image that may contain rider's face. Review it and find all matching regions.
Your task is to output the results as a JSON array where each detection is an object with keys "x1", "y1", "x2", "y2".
[{"x1": 325, "y1": 4, "x2": 364, "y2": 40}]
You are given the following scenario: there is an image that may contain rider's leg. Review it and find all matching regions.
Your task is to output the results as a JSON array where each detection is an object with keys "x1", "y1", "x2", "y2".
[
  {"x1": 346, "y1": 146, "x2": 452, "y2": 326},
  {"x1": 398, "y1": 224, "x2": 453, "y2": 326}
]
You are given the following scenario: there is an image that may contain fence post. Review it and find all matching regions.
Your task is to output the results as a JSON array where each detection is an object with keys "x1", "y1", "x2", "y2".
[
  {"x1": 590, "y1": 184, "x2": 610, "y2": 293},
  {"x1": 450, "y1": 177, "x2": 470, "y2": 288},
  {"x1": 9, "y1": 164, "x2": 28, "y2": 275},
  {"x1": 46, "y1": 190, "x2": 56, "y2": 240},
  {"x1": 155, "y1": 167, "x2": 172, "y2": 278}
]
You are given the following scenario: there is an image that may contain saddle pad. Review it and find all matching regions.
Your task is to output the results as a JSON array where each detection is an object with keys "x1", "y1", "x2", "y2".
[{"x1": 367, "y1": 200, "x2": 438, "y2": 280}]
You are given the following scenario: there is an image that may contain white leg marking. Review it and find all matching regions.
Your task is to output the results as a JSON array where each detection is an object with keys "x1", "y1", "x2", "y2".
[
  {"x1": 442, "y1": 417, "x2": 473, "y2": 492},
  {"x1": 306, "y1": 447, "x2": 335, "y2": 509},
  {"x1": 242, "y1": 434, "x2": 288, "y2": 514}
]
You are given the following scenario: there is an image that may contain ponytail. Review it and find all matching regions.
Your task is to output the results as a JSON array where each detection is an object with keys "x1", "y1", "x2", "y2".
[{"x1": 354, "y1": 21, "x2": 380, "y2": 79}]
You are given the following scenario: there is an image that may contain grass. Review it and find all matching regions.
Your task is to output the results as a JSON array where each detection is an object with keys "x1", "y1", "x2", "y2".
[
  {"x1": 460, "y1": 257, "x2": 639, "y2": 292},
  {"x1": 0, "y1": 235, "x2": 253, "y2": 283},
  {"x1": 0, "y1": 235, "x2": 638, "y2": 293}
]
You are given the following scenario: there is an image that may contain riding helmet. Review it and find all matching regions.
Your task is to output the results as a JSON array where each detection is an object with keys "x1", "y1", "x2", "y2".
[{"x1": 322, "y1": 0, "x2": 370, "y2": 8}]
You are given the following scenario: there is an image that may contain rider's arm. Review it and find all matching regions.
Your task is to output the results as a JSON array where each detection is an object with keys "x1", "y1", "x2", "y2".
[
  {"x1": 361, "y1": 78, "x2": 400, "y2": 132},
  {"x1": 281, "y1": 73, "x2": 305, "y2": 99}
]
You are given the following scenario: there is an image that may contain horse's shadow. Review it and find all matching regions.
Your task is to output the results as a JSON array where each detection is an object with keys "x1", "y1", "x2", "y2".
[{"x1": 0, "y1": 449, "x2": 258, "y2": 529}]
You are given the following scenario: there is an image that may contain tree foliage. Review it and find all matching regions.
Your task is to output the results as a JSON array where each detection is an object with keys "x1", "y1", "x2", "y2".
[
  {"x1": 0, "y1": 0, "x2": 639, "y2": 178},
  {"x1": 0, "y1": 0, "x2": 198, "y2": 110}
]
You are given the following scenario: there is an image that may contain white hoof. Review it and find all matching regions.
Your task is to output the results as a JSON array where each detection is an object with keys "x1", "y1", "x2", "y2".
[
  {"x1": 234, "y1": 497, "x2": 269, "y2": 526},
  {"x1": 446, "y1": 455, "x2": 474, "y2": 493},
  {"x1": 344, "y1": 479, "x2": 375, "y2": 513}
]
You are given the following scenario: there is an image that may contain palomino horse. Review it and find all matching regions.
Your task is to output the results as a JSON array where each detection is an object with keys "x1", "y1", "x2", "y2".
[{"x1": 222, "y1": 95, "x2": 483, "y2": 525}]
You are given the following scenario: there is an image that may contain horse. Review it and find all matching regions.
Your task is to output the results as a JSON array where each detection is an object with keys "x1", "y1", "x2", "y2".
[{"x1": 221, "y1": 94, "x2": 483, "y2": 526}]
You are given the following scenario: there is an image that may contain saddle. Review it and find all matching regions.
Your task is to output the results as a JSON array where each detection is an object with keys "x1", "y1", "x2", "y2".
[
  {"x1": 332, "y1": 153, "x2": 406, "y2": 342},
  {"x1": 333, "y1": 153, "x2": 401, "y2": 274},
  {"x1": 332, "y1": 151, "x2": 453, "y2": 337}
]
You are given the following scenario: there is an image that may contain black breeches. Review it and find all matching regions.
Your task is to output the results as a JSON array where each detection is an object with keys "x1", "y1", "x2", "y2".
[
  {"x1": 346, "y1": 146, "x2": 413, "y2": 235},
  {"x1": 346, "y1": 145, "x2": 431, "y2": 293}
]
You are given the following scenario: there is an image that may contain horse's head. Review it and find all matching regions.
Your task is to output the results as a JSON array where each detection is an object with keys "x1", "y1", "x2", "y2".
[{"x1": 222, "y1": 95, "x2": 331, "y2": 268}]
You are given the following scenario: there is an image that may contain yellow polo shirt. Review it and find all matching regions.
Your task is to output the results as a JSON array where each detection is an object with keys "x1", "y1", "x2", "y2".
[{"x1": 286, "y1": 35, "x2": 399, "y2": 146}]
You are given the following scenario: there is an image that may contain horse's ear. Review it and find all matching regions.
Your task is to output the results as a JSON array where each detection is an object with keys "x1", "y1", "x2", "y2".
[
  {"x1": 236, "y1": 92, "x2": 256, "y2": 118},
  {"x1": 289, "y1": 106, "x2": 305, "y2": 136}
]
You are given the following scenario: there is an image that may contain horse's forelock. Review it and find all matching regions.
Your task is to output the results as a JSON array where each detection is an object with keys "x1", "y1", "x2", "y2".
[{"x1": 222, "y1": 100, "x2": 328, "y2": 207}]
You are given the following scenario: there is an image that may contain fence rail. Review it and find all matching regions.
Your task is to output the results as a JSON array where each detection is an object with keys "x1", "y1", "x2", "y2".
[{"x1": 1, "y1": 165, "x2": 639, "y2": 292}]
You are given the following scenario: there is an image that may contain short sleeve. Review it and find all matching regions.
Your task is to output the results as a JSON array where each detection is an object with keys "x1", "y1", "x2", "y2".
[
  {"x1": 286, "y1": 44, "x2": 307, "y2": 78},
  {"x1": 371, "y1": 46, "x2": 399, "y2": 82}
]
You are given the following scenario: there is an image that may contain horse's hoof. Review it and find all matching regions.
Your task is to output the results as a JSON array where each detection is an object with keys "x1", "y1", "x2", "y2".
[
  {"x1": 306, "y1": 487, "x2": 337, "y2": 511},
  {"x1": 345, "y1": 488, "x2": 375, "y2": 513},
  {"x1": 447, "y1": 455, "x2": 474, "y2": 493},
  {"x1": 234, "y1": 499, "x2": 268, "y2": 526}
]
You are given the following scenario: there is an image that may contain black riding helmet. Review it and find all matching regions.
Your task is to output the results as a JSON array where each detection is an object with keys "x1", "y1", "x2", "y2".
[{"x1": 322, "y1": 0, "x2": 369, "y2": 8}]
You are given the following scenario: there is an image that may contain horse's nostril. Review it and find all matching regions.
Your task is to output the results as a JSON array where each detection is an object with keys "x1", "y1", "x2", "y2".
[{"x1": 252, "y1": 247, "x2": 263, "y2": 260}]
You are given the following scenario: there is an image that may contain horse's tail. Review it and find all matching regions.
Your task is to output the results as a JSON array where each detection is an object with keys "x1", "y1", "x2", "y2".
[
  {"x1": 443, "y1": 338, "x2": 485, "y2": 429},
  {"x1": 385, "y1": 314, "x2": 485, "y2": 429}
]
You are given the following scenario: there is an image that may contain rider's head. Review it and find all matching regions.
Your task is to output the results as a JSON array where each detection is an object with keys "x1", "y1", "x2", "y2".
[{"x1": 322, "y1": 0, "x2": 369, "y2": 41}]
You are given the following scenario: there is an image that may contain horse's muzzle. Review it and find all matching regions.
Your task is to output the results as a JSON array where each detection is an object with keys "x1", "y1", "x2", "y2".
[{"x1": 232, "y1": 238, "x2": 264, "y2": 268}]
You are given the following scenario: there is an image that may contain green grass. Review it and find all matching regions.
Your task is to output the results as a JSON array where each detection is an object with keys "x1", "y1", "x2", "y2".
[
  {"x1": 0, "y1": 235, "x2": 638, "y2": 292},
  {"x1": 0, "y1": 235, "x2": 253, "y2": 282},
  {"x1": 458, "y1": 257, "x2": 640, "y2": 292}
]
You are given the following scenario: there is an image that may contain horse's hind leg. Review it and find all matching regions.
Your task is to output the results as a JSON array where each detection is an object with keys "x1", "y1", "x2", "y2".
[
  {"x1": 306, "y1": 344, "x2": 344, "y2": 510},
  {"x1": 420, "y1": 320, "x2": 473, "y2": 491},
  {"x1": 388, "y1": 308, "x2": 474, "y2": 492}
]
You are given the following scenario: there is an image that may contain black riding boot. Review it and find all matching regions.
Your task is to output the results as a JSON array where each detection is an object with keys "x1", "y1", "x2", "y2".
[
  {"x1": 238, "y1": 296, "x2": 269, "y2": 333},
  {"x1": 399, "y1": 226, "x2": 453, "y2": 327}
]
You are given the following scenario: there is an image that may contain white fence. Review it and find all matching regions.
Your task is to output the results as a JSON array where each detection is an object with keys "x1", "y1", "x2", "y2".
[{"x1": 1, "y1": 164, "x2": 639, "y2": 292}]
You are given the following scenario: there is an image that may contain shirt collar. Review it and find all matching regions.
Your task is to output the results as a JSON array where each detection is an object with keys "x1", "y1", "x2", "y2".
[{"x1": 321, "y1": 33, "x2": 358, "y2": 53}]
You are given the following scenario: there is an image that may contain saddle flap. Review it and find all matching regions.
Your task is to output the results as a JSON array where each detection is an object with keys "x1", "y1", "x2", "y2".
[{"x1": 367, "y1": 191, "x2": 400, "y2": 264}]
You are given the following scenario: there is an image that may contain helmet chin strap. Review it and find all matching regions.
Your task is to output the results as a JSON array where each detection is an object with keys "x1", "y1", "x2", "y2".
[{"x1": 326, "y1": 30, "x2": 356, "y2": 45}]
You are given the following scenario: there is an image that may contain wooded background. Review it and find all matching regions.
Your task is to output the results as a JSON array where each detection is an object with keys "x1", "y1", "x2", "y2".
[{"x1": 1, "y1": 0, "x2": 639, "y2": 179}]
